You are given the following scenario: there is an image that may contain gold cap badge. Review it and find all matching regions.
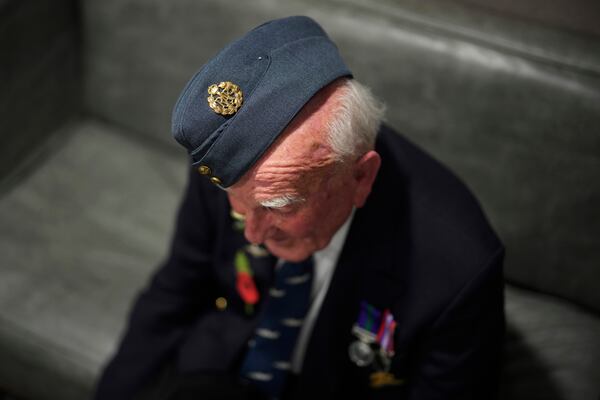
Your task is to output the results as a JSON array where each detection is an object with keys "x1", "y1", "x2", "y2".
[{"x1": 207, "y1": 81, "x2": 243, "y2": 115}]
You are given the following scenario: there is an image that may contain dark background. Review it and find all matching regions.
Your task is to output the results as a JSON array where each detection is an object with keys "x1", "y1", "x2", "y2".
[{"x1": 1, "y1": 0, "x2": 599, "y2": 399}]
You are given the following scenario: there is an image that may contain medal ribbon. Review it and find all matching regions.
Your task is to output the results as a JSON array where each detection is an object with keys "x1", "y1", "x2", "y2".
[
  {"x1": 354, "y1": 303, "x2": 397, "y2": 355},
  {"x1": 358, "y1": 301, "x2": 382, "y2": 334},
  {"x1": 376, "y1": 310, "x2": 396, "y2": 355}
]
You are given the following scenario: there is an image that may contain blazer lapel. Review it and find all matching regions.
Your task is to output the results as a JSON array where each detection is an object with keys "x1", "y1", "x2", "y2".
[
  {"x1": 294, "y1": 150, "x2": 409, "y2": 396},
  {"x1": 296, "y1": 205, "x2": 402, "y2": 394}
]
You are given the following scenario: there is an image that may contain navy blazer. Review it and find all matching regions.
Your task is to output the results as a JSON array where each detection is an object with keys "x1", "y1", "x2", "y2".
[{"x1": 95, "y1": 125, "x2": 505, "y2": 399}]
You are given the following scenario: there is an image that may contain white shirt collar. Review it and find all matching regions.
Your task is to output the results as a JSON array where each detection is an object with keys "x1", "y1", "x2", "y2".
[
  {"x1": 312, "y1": 208, "x2": 355, "y2": 286},
  {"x1": 290, "y1": 208, "x2": 355, "y2": 373}
]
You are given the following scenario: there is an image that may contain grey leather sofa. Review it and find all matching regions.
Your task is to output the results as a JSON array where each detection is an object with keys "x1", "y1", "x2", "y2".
[{"x1": 1, "y1": 0, "x2": 599, "y2": 399}]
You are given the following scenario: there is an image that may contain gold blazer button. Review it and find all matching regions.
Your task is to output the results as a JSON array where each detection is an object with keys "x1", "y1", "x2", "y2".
[{"x1": 215, "y1": 297, "x2": 228, "y2": 311}]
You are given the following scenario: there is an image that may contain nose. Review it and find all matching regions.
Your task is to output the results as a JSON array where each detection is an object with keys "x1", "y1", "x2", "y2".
[{"x1": 244, "y1": 209, "x2": 271, "y2": 244}]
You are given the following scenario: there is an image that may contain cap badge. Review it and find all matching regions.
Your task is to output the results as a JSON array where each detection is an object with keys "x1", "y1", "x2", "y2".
[{"x1": 207, "y1": 81, "x2": 243, "y2": 115}]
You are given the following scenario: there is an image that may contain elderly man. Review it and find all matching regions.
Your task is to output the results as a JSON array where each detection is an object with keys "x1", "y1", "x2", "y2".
[{"x1": 95, "y1": 16, "x2": 504, "y2": 400}]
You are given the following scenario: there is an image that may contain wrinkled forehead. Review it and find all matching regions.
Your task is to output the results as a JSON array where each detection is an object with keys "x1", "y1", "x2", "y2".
[
  {"x1": 254, "y1": 154, "x2": 334, "y2": 204},
  {"x1": 231, "y1": 128, "x2": 337, "y2": 203}
]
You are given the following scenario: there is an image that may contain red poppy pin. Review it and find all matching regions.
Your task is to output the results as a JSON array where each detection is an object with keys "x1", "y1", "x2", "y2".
[{"x1": 234, "y1": 250, "x2": 259, "y2": 315}]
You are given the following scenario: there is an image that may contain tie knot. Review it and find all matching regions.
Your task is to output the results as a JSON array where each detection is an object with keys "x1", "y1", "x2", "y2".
[{"x1": 276, "y1": 257, "x2": 314, "y2": 283}]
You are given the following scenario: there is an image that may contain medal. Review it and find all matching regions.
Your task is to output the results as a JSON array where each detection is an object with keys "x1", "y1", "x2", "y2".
[
  {"x1": 348, "y1": 340, "x2": 375, "y2": 367},
  {"x1": 348, "y1": 302, "x2": 404, "y2": 388},
  {"x1": 348, "y1": 302, "x2": 381, "y2": 367},
  {"x1": 369, "y1": 371, "x2": 405, "y2": 388},
  {"x1": 348, "y1": 302, "x2": 398, "y2": 369}
]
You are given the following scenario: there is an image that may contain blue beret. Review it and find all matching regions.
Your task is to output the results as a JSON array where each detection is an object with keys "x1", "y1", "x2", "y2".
[{"x1": 171, "y1": 16, "x2": 352, "y2": 188}]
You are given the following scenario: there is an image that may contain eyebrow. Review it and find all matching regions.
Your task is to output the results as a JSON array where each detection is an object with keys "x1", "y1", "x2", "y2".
[{"x1": 259, "y1": 194, "x2": 305, "y2": 209}]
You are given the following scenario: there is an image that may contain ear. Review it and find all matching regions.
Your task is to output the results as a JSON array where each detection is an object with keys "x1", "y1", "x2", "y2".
[{"x1": 352, "y1": 150, "x2": 381, "y2": 208}]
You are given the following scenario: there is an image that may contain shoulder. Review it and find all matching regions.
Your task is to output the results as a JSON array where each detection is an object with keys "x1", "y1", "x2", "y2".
[
  {"x1": 173, "y1": 167, "x2": 230, "y2": 241},
  {"x1": 374, "y1": 123, "x2": 502, "y2": 260},
  {"x1": 367, "y1": 124, "x2": 503, "y2": 319}
]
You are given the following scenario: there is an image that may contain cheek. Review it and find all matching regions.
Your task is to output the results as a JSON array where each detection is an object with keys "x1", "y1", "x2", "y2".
[
  {"x1": 283, "y1": 204, "x2": 334, "y2": 237},
  {"x1": 275, "y1": 214, "x2": 315, "y2": 237},
  {"x1": 272, "y1": 182, "x2": 354, "y2": 241},
  {"x1": 313, "y1": 185, "x2": 354, "y2": 228}
]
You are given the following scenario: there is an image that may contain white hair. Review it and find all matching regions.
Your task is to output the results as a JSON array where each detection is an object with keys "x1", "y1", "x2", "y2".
[{"x1": 326, "y1": 79, "x2": 385, "y2": 160}]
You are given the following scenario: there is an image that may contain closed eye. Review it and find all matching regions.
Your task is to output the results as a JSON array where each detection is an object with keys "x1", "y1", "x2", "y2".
[
  {"x1": 260, "y1": 195, "x2": 304, "y2": 215},
  {"x1": 263, "y1": 204, "x2": 297, "y2": 215}
]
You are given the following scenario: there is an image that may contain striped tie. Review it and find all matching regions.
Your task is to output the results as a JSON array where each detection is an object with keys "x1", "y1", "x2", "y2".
[{"x1": 240, "y1": 256, "x2": 314, "y2": 398}]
